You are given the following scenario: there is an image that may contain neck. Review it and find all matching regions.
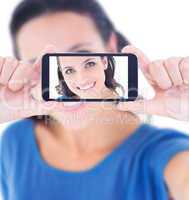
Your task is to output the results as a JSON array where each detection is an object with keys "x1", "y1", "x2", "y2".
[{"x1": 46, "y1": 103, "x2": 141, "y2": 155}]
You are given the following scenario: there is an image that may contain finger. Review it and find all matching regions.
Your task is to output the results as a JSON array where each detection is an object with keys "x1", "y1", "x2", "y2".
[
  {"x1": 149, "y1": 60, "x2": 173, "y2": 90},
  {"x1": 9, "y1": 44, "x2": 57, "y2": 92},
  {"x1": 163, "y1": 57, "x2": 184, "y2": 86},
  {"x1": 179, "y1": 57, "x2": 189, "y2": 85},
  {"x1": 5, "y1": 83, "x2": 59, "y2": 119},
  {"x1": 116, "y1": 97, "x2": 165, "y2": 116},
  {"x1": 122, "y1": 45, "x2": 156, "y2": 86},
  {"x1": 0, "y1": 57, "x2": 19, "y2": 86},
  {"x1": 30, "y1": 44, "x2": 58, "y2": 89},
  {"x1": 28, "y1": 95, "x2": 65, "y2": 116},
  {"x1": 30, "y1": 44, "x2": 58, "y2": 100},
  {"x1": 32, "y1": 44, "x2": 58, "y2": 79},
  {"x1": 0, "y1": 57, "x2": 5, "y2": 74},
  {"x1": 30, "y1": 80, "x2": 43, "y2": 101},
  {"x1": 8, "y1": 61, "x2": 33, "y2": 91},
  {"x1": 7, "y1": 84, "x2": 49, "y2": 119},
  {"x1": 36, "y1": 100, "x2": 65, "y2": 115}
]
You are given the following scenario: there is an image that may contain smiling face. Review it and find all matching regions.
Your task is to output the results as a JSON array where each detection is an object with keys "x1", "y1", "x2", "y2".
[
  {"x1": 16, "y1": 11, "x2": 118, "y2": 129},
  {"x1": 58, "y1": 56, "x2": 109, "y2": 98}
]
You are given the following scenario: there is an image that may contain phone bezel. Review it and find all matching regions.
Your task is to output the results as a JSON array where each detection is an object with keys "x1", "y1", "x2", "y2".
[{"x1": 42, "y1": 53, "x2": 138, "y2": 102}]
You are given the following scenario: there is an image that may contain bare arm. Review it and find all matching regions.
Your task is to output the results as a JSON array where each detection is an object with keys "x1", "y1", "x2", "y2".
[{"x1": 164, "y1": 151, "x2": 189, "y2": 200}]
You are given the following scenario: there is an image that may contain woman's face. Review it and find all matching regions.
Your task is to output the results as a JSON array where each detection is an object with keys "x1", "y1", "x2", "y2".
[
  {"x1": 58, "y1": 56, "x2": 109, "y2": 99},
  {"x1": 16, "y1": 11, "x2": 118, "y2": 129}
]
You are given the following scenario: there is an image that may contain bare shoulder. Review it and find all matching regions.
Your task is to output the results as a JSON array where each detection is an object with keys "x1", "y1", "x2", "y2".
[
  {"x1": 165, "y1": 151, "x2": 189, "y2": 180},
  {"x1": 164, "y1": 151, "x2": 189, "y2": 199}
]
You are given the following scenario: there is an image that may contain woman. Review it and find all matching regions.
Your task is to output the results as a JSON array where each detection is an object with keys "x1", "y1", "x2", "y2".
[
  {"x1": 0, "y1": 0, "x2": 189, "y2": 200},
  {"x1": 55, "y1": 55, "x2": 125, "y2": 99}
]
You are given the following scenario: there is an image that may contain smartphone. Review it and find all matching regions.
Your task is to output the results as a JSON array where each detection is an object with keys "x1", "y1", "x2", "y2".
[{"x1": 42, "y1": 53, "x2": 138, "y2": 102}]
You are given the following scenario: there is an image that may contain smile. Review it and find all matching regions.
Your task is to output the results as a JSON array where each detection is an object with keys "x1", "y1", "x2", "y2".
[{"x1": 77, "y1": 82, "x2": 96, "y2": 91}]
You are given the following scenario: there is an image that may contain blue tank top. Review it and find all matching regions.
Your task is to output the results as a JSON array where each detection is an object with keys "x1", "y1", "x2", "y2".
[{"x1": 1, "y1": 118, "x2": 189, "y2": 200}]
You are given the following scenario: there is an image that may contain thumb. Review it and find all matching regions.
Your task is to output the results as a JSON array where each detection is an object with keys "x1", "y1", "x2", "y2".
[
  {"x1": 32, "y1": 98, "x2": 62, "y2": 116},
  {"x1": 30, "y1": 44, "x2": 58, "y2": 101},
  {"x1": 116, "y1": 96, "x2": 165, "y2": 116},
  {"x1": 32, "y1": 44, "x2": 58, "y2": 82},
  {"x1": 122, "y1": 45, "x2": 156, "y2": 86}
]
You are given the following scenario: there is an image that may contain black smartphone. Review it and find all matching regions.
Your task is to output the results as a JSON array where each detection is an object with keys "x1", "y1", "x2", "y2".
[{"x1": 42, "y1": 53, "x2": 138, "y2": 102}]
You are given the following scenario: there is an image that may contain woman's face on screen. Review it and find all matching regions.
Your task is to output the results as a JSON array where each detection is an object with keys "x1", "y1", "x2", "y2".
[
  {"x1": 16, "y1": 11, "x2": 118, "y2": 128},
  {"x1": 58, "y1": 56, "x2": 110, "y2": 99}
]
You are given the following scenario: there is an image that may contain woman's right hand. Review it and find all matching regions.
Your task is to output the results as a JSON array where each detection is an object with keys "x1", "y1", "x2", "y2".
[{"x1": 0, "y1": 45, "x2": 62, "y2": 124}]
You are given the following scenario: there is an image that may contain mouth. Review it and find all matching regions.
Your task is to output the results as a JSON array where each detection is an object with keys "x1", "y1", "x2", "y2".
[
  {"x1": 61, "y1": 82, "x2": 96, "y2": 112},
  {"x1": 62, "y1": 101, "x2": 88, "y2": 112},
  {"x1": 76, "y1": 81, "x2": 96, "y2": 91}
]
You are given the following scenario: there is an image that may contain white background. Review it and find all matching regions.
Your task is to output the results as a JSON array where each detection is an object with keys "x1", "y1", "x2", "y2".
[{"x1": 0, "y1": 1, "x2": 189, "y2": 197}]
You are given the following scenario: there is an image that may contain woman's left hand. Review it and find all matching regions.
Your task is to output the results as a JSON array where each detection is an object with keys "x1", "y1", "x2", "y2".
[{"x1": 116, "y1": 45, "x2": 189, "y2": 121}]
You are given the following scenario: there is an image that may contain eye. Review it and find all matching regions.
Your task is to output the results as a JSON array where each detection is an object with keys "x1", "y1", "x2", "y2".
[
  {"x1": 85, "y1": 61, "x2": 96, "y2": 68},
  {"x1": 65, "y1": 68, "x2": 75, "y2": 75}
]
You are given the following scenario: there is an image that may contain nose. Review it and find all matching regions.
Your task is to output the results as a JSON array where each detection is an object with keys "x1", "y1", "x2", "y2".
[{"x1": 76, "y1": 71, "x2": 90, "y2": 86}]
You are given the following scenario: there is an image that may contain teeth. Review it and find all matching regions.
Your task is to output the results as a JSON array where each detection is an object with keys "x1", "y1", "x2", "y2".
[{"x1": 79, "y1": 82, "x2": 95, "y2": 90}]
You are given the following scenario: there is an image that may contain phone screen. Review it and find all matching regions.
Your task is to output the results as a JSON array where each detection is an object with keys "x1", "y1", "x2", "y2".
[{"x1": 42, "y1": 53, "x2": 138, "y2": 102}]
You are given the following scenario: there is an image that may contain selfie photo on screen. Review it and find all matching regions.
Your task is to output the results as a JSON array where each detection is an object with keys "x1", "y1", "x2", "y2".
[{"x1": 49, "y1": 55, "x2": 128, "y2": 100}]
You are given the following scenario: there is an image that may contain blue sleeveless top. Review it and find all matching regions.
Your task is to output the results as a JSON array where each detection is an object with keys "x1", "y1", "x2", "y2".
[{"x1": 1, "y1": 118, "x2": 189, "y2": 200}]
